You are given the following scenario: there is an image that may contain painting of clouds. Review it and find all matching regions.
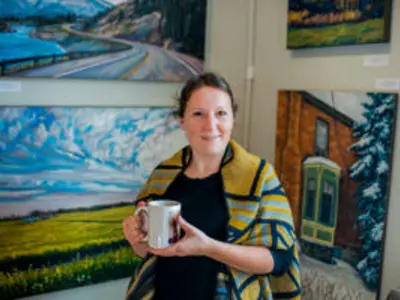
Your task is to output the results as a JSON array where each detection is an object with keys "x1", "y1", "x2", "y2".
[
  {"x1": 0, "y1": 106, "x2": 187, "y2": 299},
  {"x1": 0, "y1": 0, "x2": 206, "y2": 81}
]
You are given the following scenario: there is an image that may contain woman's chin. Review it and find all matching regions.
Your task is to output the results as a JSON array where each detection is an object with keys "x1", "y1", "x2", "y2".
[{"x1": 198, "y1": 144, "x2": 227, "y2": 157}]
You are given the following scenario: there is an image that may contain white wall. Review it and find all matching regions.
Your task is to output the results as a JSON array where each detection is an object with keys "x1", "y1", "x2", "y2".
[
  {"x1": 205, "y1": 0, "x2": 251, "y2": 145},
  {"x1": 250, "y1": 1, "x2": 400, "y2": 299},
  {"x1": 0, "y1": 73, "x2": 182, "y2": 107},
  {"x1": 1, "y1": 0, "x2": 399, "y2": 299}
]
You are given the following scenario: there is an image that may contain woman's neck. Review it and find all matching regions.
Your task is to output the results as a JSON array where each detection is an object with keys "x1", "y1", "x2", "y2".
[{"x1": 185, "y1": 152, "x2": 223, "y2": 179}]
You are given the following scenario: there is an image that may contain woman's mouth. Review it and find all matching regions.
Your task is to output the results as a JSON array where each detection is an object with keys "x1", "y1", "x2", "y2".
[{"x1": 201, "y1": 136, "x2": 221, "y2": 141}]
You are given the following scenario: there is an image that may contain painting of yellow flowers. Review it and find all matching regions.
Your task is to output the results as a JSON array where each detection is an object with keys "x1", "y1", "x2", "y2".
[{"x1": 287, "y1": 0, "x2": 393, "y2": 49}]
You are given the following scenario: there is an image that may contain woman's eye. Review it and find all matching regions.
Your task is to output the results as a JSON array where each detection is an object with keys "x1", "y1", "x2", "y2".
[
  {"x1": 217, "y1": 111, "x2": 227, "y2": 117},
  {"x1": 193, "y1": 111, "x2": 203, "y2": 117}
]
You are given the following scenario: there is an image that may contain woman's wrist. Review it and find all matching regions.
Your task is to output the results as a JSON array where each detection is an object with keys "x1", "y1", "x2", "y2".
[
  {"x1": 203, "y1": 237, "x2": 222, "y2": 257},
  {"x1": 203, "y1": 239, "x2": 275, "y2": 274}
]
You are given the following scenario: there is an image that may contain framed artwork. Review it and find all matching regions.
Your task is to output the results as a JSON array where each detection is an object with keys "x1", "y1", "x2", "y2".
[
  {"x1": 0, "y1": 0, "x2": 207, "y2": 82},
  {"x1": 275, "y1": 90, "x2": 397, "y2": 299},
  {"x1": 287, "y1": 0, "x2": 393, "y2": 49},
  {"x1": 0, "y1": 106, "x2": 187, "y2": 299}
]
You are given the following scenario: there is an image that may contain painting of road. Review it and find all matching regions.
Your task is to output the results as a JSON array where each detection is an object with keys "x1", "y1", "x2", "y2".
[
  {"x1": 0, "y1": 0, "x2": 206, "y2": 82},
  {"x1": 0, "y1": 106, "x2": 187, "y2": 299}
]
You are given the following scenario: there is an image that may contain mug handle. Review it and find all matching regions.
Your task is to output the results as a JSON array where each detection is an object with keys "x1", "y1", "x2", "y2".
[{"x1": 134, "y1": 206, "x2": 149, "y2": 242}]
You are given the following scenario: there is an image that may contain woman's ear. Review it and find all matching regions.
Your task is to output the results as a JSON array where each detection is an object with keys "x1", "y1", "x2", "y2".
[{"x1": 179, "y1": 117, "x2": 185, "y2": 130}]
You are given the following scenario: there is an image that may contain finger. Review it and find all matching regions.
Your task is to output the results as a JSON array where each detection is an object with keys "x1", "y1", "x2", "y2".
[
  {"x1": 135, "y1": 228, "x2": 147, "y2": 238},
  {"x1": 123, "y1": 218, "x2": 134, "y2": 233},
  {"x1": 132, "y1": 217, "x2": 143, "y2": 229},
  {"x1": 177, "y1": 215, "x2": 196, "y2": 234},
  {"x1": 137, "y1": 201, "x2": 146, "y2": 207},
  {"x1": 148, "y1": 245, "x2": 177, "y2": 257},
  {"x1": 135, "y1": 209, "x2": 148, "y2": 227},
  {"x1": 128, "y1": 227, "x2": 145, "y2": 242},
  {"x1": 124, "y1": 226, "x2": 137, "y2": 239},
  {"x1": 125, "y1": 221, "x2": 145, "y2": 236},
  {"x1": 125, "y1": 220, "x2": 140, "y2": 233},
  {"x1": 124, "y1": 216, "x2": 140, "y2": 231},
  {"x1": 123, "y1": 216, "x2": 135, "y2": 226},
  {"x1": 133, "y1": 232, "x2": 145, "y2": 243}
]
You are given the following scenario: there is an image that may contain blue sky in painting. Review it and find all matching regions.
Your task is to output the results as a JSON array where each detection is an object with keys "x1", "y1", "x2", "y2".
[{"x1": 0, "y1": 107, "x2": 186, "y2": 216}]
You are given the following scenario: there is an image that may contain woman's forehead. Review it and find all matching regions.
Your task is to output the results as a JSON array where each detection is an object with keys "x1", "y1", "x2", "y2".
[{"x1": 187, "y1": 87, "x2": 232, "y2": 108}]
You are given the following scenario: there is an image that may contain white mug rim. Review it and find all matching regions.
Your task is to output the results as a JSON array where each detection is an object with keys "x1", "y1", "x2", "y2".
[{"x1": 148, "y1": 200, "x2": 180, "y2": 207}]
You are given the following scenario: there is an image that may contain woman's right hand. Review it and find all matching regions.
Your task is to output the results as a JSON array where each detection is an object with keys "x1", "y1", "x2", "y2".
[{"x1": 123, "y1": 201, "x2": 148, "y2": 256}]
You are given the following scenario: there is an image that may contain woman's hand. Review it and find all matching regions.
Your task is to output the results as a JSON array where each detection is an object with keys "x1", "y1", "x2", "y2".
[
  {"x1": 123, "y1": 201, "x2": 148, "y2": 257},
  {"x1": 146, "y1": 214, "x2": 275, "y2": 274},
  {"x1": 148, "y1": 215, "x2": 212, "y2": 257}
]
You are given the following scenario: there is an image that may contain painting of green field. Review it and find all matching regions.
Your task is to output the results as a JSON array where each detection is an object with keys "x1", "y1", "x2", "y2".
[
  {"x1": 287, "y1": 0, "x2": 392, "y2": 49},
  {"x1": 288, "y1": 19, "x2": 387, "y2": 49},
  {"x1": 0, "y1": 106, "x2": 186, "y2": 299},
  {"x1": 0, "y1": 205, "x2": 141, "y2": 300}
]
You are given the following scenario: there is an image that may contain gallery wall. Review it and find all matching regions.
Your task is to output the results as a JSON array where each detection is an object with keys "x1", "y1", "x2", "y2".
[
  {"x1": 250, "y1": 1, "x2": 400, "y2": 299},
  {"x1": 1, "y1": 0, "x2": 399, "y2": 299}
]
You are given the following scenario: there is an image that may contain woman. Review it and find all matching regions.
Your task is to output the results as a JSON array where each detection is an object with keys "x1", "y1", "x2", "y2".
[{"x1": 123, "y1": 72, "x2": 301, "y2": 300}]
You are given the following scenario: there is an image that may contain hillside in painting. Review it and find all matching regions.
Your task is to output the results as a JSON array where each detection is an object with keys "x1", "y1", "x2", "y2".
[{"x1": 0, "y1": 0, "x2": 206, "y2": 81}]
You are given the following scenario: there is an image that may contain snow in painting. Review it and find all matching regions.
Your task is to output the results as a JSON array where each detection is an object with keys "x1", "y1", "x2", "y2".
[
  {"x1": 348, "y1": 93, "x2": 395, "y2": 290},
  {"x1": 302, "y1": 91, "x2": 397, "y2": 296}
]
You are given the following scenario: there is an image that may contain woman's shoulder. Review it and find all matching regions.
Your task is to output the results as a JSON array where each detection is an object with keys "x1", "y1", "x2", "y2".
[
  {"x1": 228, "y1": 140, "x2": 274, "y2": 174},
  {"x1": 156, "y1": 145, "x2": 188, "y2": 169},
  {"x1": 222, "y1": 141, "x2": 280, "y2": 195}
]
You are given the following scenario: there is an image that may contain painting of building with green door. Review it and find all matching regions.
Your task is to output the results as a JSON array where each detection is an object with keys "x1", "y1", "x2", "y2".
[
  {"x1": 275, "y1": 90, "x2": 397, "y2": 299},
  {"x1": 287, "y1": 0, "x2": 393, "y2": 49},
  {"x1": 301, "y1": 156, "x2": 341, "y2": 262}
]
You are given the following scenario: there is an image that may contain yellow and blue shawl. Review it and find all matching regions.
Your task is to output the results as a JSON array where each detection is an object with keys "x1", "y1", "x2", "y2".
[{"x1": 126, "y1": 140, "x2": 301, "y2": 300}]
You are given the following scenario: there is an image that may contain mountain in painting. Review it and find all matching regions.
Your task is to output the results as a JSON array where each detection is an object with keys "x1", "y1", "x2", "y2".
[
  {"x1": 82, "y1": 0, "x2": 206, "y2": 58},
  {"x1": 82, "y1": 1, "x2": 164, "y2": 46},
  {"x1": 0, "y1": 0, "x2": 114, "y2": 18}
]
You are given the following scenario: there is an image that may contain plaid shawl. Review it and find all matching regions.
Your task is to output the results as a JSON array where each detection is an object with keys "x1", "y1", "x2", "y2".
[{"x1": 125, "y1": 140, "x2": 301, "y2": 300}]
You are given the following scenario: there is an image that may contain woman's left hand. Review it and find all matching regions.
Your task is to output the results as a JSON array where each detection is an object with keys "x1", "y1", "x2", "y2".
[{"x1": 148, "y1": 215, "x2": 213, "y2": 257}]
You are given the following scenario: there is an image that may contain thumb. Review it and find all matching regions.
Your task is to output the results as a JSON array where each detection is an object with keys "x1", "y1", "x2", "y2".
[
  {"x1": 137, "y1": 201, "x2": 146, "y2": 207},
  {"x1": 177, "y1": 215, "x2": 196, "y2": 234}
]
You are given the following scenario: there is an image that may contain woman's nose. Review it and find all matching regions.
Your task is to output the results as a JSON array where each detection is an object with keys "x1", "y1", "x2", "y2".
[{"x1": 204, "y1": 114, "x2": 217, "y2": 129}]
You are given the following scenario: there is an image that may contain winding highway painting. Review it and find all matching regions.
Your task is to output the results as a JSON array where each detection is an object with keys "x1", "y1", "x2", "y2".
[{"x1": 0, "y1": 0, "x2": 206, "y2": 82}]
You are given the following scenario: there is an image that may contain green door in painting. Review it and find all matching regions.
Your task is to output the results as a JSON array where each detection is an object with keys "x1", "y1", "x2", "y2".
[{"x1": 301, "y1": 157, "x2": 341, "y2": 246}]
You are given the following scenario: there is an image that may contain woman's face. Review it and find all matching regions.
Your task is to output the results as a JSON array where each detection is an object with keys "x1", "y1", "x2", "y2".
[{"x1": 180, "y1": 86, "x2": 234, "y2": 158}]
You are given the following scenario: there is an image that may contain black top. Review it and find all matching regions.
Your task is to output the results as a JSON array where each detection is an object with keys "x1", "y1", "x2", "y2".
[
  {"x1": 154, "y1": 171, "x2": 229, "y2": 300},
  {"x1": 153, "y1": 171, "x2": 295, "y2": 299}
]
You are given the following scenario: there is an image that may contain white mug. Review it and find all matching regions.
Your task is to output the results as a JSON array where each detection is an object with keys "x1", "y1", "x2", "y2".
[{"x1": 134, "y1": 200, "x2": 181, "y2": 249}]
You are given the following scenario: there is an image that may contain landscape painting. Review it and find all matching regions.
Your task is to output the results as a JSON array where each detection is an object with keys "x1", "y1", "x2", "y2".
[
  {"x1": 0, "y1": 0, "x2": 206, "y2": 81},
  {"x1": 275, "y1": 90, "x2": 397, "y2": 299},
  {"x1": 0, "y1": 106, "x2": 187, "y2": 299},
  {"x1": 287, "y1": 0, "x2": 393, "y2": 49}
]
